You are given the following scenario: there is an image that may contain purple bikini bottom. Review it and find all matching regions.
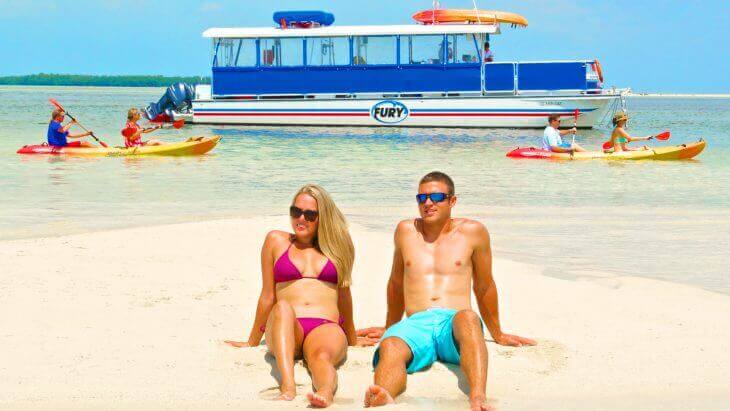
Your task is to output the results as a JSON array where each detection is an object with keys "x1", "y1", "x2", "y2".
[{"x1": 297, "y1": 316, "x2": 344, "y2": 340}]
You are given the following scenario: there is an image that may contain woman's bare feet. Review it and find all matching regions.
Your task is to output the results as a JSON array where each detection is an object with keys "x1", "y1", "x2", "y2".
[
  {"x1": 363, "y1": 385, "x2": 395, "y2": 407},
  {"x1": 275, "y1": 385, "x2": 296, "y2": 401},
  {"x1": 469, "y1": 394, "x2": 494, "y2": 411},
  {"x1": 307, "y1": 391, "x2": 334, "y2": 408}
]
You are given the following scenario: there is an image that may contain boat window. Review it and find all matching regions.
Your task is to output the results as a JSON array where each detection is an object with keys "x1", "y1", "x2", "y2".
[
  {"x1": 353, "y1": 36, "x2": 397, "y2": 65},
  {"x1": 260, "y1": 38, "x2": 304, "y2": 67},
  {"x1": 446, "y1": 34, "x2": 480, "y2": 64},
  {"x1": 214, "y1": 39, "x2": 256, "y2": 67},
  {"x1": 399, "y1": 35, "x2": 446, "y2": 65},
  {"x1": 306, "y1": 37, "x2": 350, "y2": 66}
]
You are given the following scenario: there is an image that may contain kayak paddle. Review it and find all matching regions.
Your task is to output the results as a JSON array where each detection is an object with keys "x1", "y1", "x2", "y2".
[
  {"x1": 48, "y1": 98, "x2": 109, "y2": 148},
  {"x1": 143, "y1": 119, "x2": 185, "y2": 132},
  {"x1": 602, "y1": 130, "x2": 671, "y2": 150},
  {"x1": 571, "y1": 108, "x2": 579, "y2": 145}
]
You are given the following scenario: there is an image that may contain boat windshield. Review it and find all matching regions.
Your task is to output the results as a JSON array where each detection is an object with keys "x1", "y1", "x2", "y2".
[{"x1": 211, "y1": 33, "x2": 483, "y2": 68}]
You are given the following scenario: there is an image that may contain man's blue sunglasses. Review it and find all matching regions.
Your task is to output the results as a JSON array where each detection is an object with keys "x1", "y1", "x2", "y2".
[{"x1": 416, "y1": 192, "x2": 451, "y2": 204}]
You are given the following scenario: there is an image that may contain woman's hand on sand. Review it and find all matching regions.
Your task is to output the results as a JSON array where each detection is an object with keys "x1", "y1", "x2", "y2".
[
  {"x1": 494, "y1": 333, "x2": 537, "y2": 347},
  {"x1": 356, "y1": 326, "x2": 385, "y2": 339},
  {"x1": 224, "y1": 340, "x2": 252, "y2": 348}
]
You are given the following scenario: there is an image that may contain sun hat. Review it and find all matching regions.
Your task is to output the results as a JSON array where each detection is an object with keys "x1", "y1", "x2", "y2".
[{"x1": 612, "y1": 111, "x2": 629, "y2": 125}]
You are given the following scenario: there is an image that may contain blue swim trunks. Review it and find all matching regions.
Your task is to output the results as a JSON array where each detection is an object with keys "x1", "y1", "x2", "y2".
[
  {"x1": 558, "y1": 141, "x2": 572, "y2": 149},
  {"x1": 372, "y1": 308, "x2": 482, "y2": 374}
]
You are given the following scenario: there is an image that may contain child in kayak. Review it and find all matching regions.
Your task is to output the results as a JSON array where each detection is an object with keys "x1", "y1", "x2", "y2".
[
  {"x1": 121, "y1": 108, "x2": 164, "y2": 147},
  {"x1": 609, "y1": 112, "x2": 654, "y2": 151},
  {"x1": 47, "y1": 109, "x2": 95, "y2": 147}
]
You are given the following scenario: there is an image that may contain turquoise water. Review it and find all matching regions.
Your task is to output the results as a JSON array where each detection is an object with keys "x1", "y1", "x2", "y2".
[{"x1": 1, "y1": 86, "x2": 729, "y2": 292}]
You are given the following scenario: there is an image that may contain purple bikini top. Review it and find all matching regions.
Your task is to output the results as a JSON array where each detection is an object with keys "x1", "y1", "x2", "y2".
[{"x1": 273, "y1": 242, "x2": 338, "y2": 285}]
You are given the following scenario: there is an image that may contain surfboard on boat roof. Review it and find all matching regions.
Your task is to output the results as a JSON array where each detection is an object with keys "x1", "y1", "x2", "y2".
[
  {"x1": 412, "y1": 9, "x2": 528, "y2": 28},
  {"x1": 273, "y1": 10, "x2": 335, "y2": 28}
]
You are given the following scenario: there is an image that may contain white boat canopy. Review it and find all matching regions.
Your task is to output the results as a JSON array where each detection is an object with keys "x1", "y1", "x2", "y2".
[{"x1": 203, "y1": 24, "x2": 499, "y2": 39}]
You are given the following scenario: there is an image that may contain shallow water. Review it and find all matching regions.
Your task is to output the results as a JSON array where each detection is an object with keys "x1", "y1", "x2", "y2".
[{"x1": 1, "y1": 86, "x2": 728, "y2": 292}]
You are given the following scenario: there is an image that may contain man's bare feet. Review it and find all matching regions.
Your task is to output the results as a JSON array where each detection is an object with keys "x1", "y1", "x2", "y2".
[
  {"x1": 363, "y1": 385, "x2": 395, "y2": 407},
  {"x1": 275, "y1": 385, "x2": 296, "y2": 401},
  {"x1": 469, "y1": 394, "x2": 494, "y2": 411},
  {"x1": 307, "y1": 391, "x2": 333, "y2": 408}
]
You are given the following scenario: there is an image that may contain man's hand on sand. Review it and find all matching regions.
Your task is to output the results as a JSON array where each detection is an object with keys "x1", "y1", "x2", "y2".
[
  {"x1": 494, "y1": 333, "x2": 536, "y2": 347},
  {"x1": 356, "y1": 327, "x2": 385, "y2": 340},
  {"x1": 356, "y1": 336, "x2": 379, "y2": 347},
  {"x1": 224, "y1": 340, "x2": 251, "y2": 348}
]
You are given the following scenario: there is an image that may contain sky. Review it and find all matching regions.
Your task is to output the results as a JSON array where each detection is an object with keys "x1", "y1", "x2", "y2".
[{"x1": 0, "y1": 0, "x2": 728, "y2": 93}]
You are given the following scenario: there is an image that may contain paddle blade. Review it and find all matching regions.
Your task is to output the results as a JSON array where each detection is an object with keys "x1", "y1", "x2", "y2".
[
  {"x1": 573, "y1": 108, "x2": 580, "y2": 123},
  {"x1": 98, "y1": 140, "x2": 109, "y2": 148},
  {"x1": 602, "y1": 141, "x2": 612, "y2": 150},
  {"x1": 48, "y1": 98, "x2": 65, "y2": 112},
  {"x1": 172, "y1": 119, "x2": 185, "y2": 129},
  {"x1": 655, "y1": 130, "x2": 670, "y2": 141}
]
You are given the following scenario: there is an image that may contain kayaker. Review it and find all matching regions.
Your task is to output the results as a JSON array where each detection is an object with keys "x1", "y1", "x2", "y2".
[
  {"x1": 224, "y1": 184, "x2": 376, "y2": 408},
  {"x1": 542, "y1": 114, "x2": 587, "y2": 153},
  {"x1": 609, "y1": 112, "x2": 653, "y2": 151},
  {"x1": 47, "y1": 109, "x2": 95, "y2": 148},
  {"x1": 121, "y1": 108, "x2": 163, "y2": 147}
]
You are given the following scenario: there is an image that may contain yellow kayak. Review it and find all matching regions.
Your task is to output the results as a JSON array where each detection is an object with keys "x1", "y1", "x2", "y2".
[
  {"x1": 507, "y1": 140, "x2": 706, "y2": 160},
  {"x1": 17, "y1": 136, "x2": 220, "y2": 157}
]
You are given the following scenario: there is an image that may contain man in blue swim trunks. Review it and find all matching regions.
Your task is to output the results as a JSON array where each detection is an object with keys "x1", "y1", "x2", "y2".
[
  {"x1": 361, "y1": 171, "x2": 535, "y2": 410},
  {"x1": 47, "y1": 109, "x2": 94, "y2": 147},
  {"x1": 543, "y1": 113, "x2": 586, "y2": 153}
]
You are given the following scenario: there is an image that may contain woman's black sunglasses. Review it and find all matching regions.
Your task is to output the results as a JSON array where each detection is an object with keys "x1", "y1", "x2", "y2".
[
  {"x1": 416, "y1": 192, "x2": 451, "y2": 204},
  {"x1": 290, "y1": 206, "x2": 319, "y2": 222}
]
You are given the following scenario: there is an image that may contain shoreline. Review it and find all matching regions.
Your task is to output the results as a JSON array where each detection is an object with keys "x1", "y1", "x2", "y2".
[{"x1": 2, "y1": 216, "x2": 729, "y2": 409}]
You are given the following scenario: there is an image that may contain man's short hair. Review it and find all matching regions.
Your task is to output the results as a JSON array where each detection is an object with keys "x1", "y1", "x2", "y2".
[
  {"x1": 548, "y1": 114, "x2": 561, "y2": 123},
  {"x1": 51, "y1": 109, "x2": 64, "y2": 120},
  {"x1": 484, "y1": 41, "x2": 490, "y2": 48},
  {"x1": 419, "y1": 171, "x2": 455, "y2": 196}
]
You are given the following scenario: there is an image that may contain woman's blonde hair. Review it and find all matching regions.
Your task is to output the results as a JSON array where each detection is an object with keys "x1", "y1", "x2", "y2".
[
  {"x1": 292, "y1": 184, "x2": 355, "y2": 288},
  {"x1": 127, "y1": 108, "x2": 139, "y2": 121}
]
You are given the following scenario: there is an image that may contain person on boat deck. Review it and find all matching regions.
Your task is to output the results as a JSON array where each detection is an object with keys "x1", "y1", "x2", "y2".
[
  {"x1": 224, "y1": 184, "x2": 376, "y2": 408},
  {"x1": 121, "y1": 108, "x2": 163, "y2": 147},
  {"x1": 483, "y1": 42, "x2": 494, "y2": 63},
  {"x1": 609, "y1": 112, "x2": 653, "y2": 152},
  {"x1": 542, "y1": 114, "x2": 587, "y2": 153},
  {"x1": 47, "y1": 109, "x2": 95, "y2": 148}
]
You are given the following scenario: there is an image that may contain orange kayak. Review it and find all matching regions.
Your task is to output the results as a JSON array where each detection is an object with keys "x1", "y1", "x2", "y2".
[{"x1": 413, "y1": 9, "x2": 528, "y2": 27}]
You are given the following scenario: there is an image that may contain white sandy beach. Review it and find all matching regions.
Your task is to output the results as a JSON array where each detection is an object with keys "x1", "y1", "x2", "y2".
[{"x1": 1, "y1": 216, "x2": 729, "y2": 410}]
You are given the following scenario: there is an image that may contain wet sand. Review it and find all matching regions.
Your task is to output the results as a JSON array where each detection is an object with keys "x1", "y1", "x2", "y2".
[{"x1": 1, "y1": 216, "x2": 729, "y2": 409}]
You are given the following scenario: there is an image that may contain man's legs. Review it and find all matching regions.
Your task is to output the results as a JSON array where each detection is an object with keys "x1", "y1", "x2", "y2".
[
  {"x1": 364, "y1": 337, "x2": 412, "y2": 407},
  {"x1": 452, "y1": 310, "x2": 490, "y2": 411}
]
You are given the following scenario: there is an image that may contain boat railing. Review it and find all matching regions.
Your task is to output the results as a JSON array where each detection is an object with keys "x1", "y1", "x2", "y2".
[
  {"x1": 209, "y1": 59, "x2": 604, "y2": 98},
  {"x1": 483, "y1": 60, "x2": 601, "y2": 95}
]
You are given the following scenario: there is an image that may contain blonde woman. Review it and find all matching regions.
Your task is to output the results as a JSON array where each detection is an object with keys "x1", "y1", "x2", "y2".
[
  {"x1": 225, "y1": 184, "x2": 374, "y2": 408},
  {"x1": 121, "y1": 108, "x2": 163, "y2": 147},
  {"x1": 609, "y1": 112, "x2": 653, "y2": 151}
]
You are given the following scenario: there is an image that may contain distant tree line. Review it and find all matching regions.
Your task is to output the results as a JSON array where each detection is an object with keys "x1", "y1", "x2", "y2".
[{"x1": 0, "y1": 73, "x2": 211, "y2": 87}]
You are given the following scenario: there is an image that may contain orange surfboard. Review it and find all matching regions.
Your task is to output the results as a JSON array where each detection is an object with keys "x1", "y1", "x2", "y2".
[{"x1": 413, "y1": 9, "x2": 528, "y2": 27}]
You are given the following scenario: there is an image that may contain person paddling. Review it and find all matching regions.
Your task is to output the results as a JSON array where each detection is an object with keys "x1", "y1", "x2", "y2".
[
  {"x1": 609, "y1": 112, "x2": 653, "y2": 152},
  {"x1": 121, "y1": 108, "x2": 164, "y2": 147},
  {"x1": 542, "y1": 114, "x2": 587, "y2": 153},
  {"x1": 47, "y1": 109, "x2": 95, "y2": 148}
]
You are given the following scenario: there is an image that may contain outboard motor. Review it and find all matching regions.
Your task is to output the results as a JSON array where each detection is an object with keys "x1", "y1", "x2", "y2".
[{"x1": 143, "y1": 83, "x2": 196, "y2": 122}]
